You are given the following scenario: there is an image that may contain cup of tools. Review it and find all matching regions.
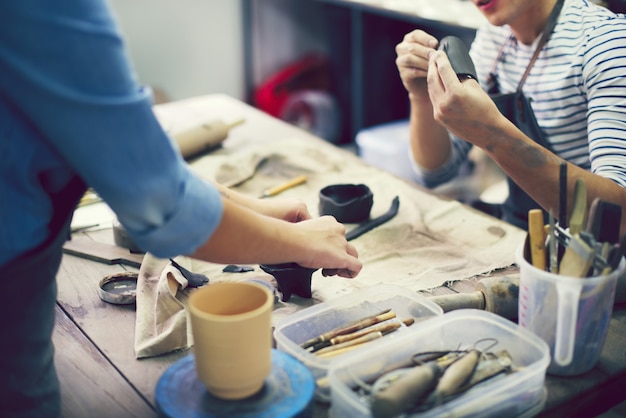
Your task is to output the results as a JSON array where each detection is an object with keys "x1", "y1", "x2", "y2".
[
  {"x1": 517, "y1": 242, "x2": 625, "y2": 375},
  {"x1": 188, "y1": 281, "x2": 274, "y2": 399}
]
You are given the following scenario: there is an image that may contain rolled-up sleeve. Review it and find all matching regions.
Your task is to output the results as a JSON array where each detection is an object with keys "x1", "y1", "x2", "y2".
[{"x1": 0, "y1": 0, "x2": 223, "y2": 259}]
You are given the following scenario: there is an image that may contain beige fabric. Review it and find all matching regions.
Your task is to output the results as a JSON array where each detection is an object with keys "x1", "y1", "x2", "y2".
[{"x1": 134, "y1": 138, "x2": 525, "y2": 358}]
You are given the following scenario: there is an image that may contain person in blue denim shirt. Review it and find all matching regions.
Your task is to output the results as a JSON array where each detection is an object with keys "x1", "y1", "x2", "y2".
[{"x1": 0, "y1": 2, "x2": 361, "y2": 416}]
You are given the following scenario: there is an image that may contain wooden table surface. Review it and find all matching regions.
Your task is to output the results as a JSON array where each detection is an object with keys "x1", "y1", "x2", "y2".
[{"x1": 55, "y1": 94, "x2": 626, "y2": 418}]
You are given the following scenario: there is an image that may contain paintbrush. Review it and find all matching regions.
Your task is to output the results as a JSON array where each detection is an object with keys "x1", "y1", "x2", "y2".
[{"x1": 300, "y1": 309, "x2": 394, "y2": 349}]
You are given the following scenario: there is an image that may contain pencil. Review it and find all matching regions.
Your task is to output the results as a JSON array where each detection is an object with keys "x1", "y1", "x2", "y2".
[{"x1": 259, "y1": 174, "x2": 307, "y2": 198}]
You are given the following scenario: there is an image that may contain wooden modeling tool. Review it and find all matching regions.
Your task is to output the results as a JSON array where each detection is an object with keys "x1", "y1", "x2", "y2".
[
  {"x1": 300, "y1": 309, "x2": 394, "y2": 349},
  {"x1": 259, "y1": 174, "x2": 308, "y2": 198},
  {"x1": 313, "y1": 318, "x2": 414, "y2": 357},
  {"x1": 568, "y1": 178, "x2": 587, "y2": 236},
  {"x1": 528, "y1": 209, "x2": 547, "y2": 270},
  {"x1": 559, "y1": 235, "x2": 595, "y2": 277}
]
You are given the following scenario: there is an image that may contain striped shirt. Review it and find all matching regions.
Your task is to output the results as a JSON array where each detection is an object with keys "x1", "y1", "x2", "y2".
[{"x1": 414, "y1": 0, "x2": 626, "y2": 190}]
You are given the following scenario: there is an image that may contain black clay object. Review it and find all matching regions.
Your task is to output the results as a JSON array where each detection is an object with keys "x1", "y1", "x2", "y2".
[
  {"x1": 319, "y1": 184, "x2": 374, "y2": 223},
  {"x1": 169, "y1": 259, "x2": 209, "y2": 288},
  {"x1": 259, "y1": 263, "x2": 318, "y2": 302},
  {"x1": 438, "y1": 36, "x2": 477, "y2": 81},
  {"x1": 346, "y1": 196, "x2": 400, "y2": 241}
]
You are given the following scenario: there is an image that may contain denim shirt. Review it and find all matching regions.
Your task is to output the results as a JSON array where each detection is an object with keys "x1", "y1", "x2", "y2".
[{"x1": 0, "y1": 0, "x2": 223, "y2": 265}]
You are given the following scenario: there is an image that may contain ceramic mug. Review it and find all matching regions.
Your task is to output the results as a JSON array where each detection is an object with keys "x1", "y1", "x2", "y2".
[{"x1": 188, "y1": 281, "x2": 274, "y2": 399}]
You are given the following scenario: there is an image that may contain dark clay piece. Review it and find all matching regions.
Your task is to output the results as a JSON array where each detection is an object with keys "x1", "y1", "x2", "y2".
[
  {"x1": 259, "y1": 263, "x2": 318, "y2": 302},
  {"x1": 438, "y1": 36, "x2": 477, "y2": 81},
  {"x1": 319, "y1": 184, "x2": 373, "y2": 223}
]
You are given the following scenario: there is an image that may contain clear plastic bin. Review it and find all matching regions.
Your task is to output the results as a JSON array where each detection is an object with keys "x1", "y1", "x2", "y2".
[
  {"x1": 328, "y1": 309, "x2": 550, "y2": 418},
  {"x1": 273, "y1": 284, "x2": 443, "y2": 401}
]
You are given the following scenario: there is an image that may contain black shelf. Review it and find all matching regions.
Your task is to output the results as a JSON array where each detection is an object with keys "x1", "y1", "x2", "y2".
[{"x1": 243, "y1": 0, "x2": 477, "y2": 143}]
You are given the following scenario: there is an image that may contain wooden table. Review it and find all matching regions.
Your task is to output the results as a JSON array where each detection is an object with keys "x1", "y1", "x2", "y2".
[{"x1": 55, "y1": 94, "x2": 626, "y2": 417}]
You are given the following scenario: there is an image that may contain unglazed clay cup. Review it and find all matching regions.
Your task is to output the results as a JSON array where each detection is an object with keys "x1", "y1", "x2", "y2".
[{"x1": 188, "y1": 282, "x2": 274, "y2": 399}]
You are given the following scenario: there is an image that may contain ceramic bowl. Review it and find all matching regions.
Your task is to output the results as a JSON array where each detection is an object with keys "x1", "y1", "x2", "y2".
[{"x1": 319, "y1": 184, "x2": 373, "y2": 223}]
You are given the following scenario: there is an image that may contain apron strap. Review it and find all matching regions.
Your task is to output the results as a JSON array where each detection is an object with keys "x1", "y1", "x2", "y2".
[{"x1": 517, "y1": 0, "x2": 565, "y2": 93}]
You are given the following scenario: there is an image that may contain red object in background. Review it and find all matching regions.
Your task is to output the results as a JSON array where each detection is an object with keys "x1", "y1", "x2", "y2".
[{"x1": 254, "y1": 53, "x2": 331, "y2": 117}]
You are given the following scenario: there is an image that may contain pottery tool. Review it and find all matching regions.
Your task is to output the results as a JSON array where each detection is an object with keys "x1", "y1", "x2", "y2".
[
  {"x1": 312, "y1": 318, "x2": 414, "y2": 355},
  {"x1": 259, "y1": 174, "x2": 308, "y2": 198},
  {"x1": 607, "y1": 233, "x2": 626, "y2": 273},
  {"x1": 559, "y1": 235, "x2": 596, "y2": 277},
  {"x1": 315, "y1": 331, "x2": 387, "y2": 359},
  {"x1": 528, "y1": 209, "x2": 547, "y2": 270},
  {"x1": 549, "y1": 210, "x2": 559, "y2": 273},
  {"x1": 585, "y1": 199, "x2": 622, "y2": 244},
  {"x1": 568, "y1": 178, "x2": 587, "y2": 236},
  {"x1": 173, "y1": 118, "x2": 244, "y2": 160},
  {"x1": 346, "y1": 196, "x2": 400, "y2": 241},
  {"x1": 429, "y1": 274, "x2": 520, "y2": 320},
  {"x1": 168, "y1": 258, "x2": 209, "y2": 288},
  {"x1": 431, "y1": 349, "x2": 480, "y2": 400},
  {"x1": 63, "y1": 236, "x2": 144, "y2": 268},
  {"x1": 370, "y1": 354, "x2": 459, "y2": 418},
  {"x1": 300, "y1": 309, "x2": 395, "y2": 350},
  {"x1": 559, "y1": 162, "x2": 568, "y2": 229},
  {"x1": 155, "y1": 350, "x2": 314, "y2": 418}
]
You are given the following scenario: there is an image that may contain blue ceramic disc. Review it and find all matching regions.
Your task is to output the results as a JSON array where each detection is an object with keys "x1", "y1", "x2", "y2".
[{"x1": 155, "y1": 349, "x2": 315, "y2": 418}]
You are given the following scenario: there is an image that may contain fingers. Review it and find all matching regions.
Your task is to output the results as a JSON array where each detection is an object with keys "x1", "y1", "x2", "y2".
[
  {"x1": 395, "y1": 30, "x2": 439, "y2": 81},
  {"x1": 430, "y1": 50, "x2": 460, "y2": 87}
]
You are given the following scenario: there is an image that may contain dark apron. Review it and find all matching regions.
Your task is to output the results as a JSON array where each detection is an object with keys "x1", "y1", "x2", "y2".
[
  {"x1": 489, "y1": 91, "x2": 553, "y2": 230},
  {"x1": 0, "y1": 176, "x2": 87, "y2": 418},
  {"x1": 483, "y1": 0, "x2": 563, "y2": 230}
]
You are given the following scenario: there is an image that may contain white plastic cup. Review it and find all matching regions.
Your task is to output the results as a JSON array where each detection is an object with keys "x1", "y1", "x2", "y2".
[{"x1": 517, "y1": 242, "x2": 625, "y2": 376}]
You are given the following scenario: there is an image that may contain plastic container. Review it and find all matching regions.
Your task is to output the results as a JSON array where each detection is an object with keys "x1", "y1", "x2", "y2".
[
  {"x1": 273, "y1": 284, "x2": 443, "y2": 401},
  {"x1": 517, "y1": 243, "x2": 625, "y2": 376},
  {"x1": 355, "y1": 120, "x2": 415, "y2": 181},
  {"x1": 328, "y1": 309, "x2": 550, "y2": 418}
]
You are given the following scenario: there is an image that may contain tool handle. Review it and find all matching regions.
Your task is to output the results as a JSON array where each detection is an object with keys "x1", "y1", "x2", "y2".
[
  {"x1": 528, "y1": 209, "x2": 547, "y2": 270},
  {"x1": 430, "y1": 291, "x2": 485, "y2": 312},
  {"x1": 371, "y1": 363, "x2": 439, "y2": 418},
  {"x1": 261, "y1": 174, "x2": 308, "y2": 198}
]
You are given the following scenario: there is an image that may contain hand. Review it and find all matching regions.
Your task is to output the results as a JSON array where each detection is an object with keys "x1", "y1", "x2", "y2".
[
  {"x1": 253, "y1": 197, "x2": 312, "y2": 223},
  {"x1": 293, "y1": 216, "x2": 362, "y2": 279},
  {"x1": 427, "y1": 50, "x2": 502, "y2": 147},
  {"x1": 396, "y1": 30, "x2": 439, "y2": 96}
]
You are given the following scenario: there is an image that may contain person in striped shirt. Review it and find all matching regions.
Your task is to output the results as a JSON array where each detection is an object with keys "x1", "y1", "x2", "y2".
[{"x1": 395, "y1": 0, "x2": 626, "y2": 234}]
